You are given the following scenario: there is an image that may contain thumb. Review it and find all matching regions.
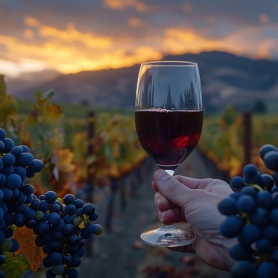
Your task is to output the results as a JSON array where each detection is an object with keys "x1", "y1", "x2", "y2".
[{"x1": 153, "y1": 169, "x2": 196, "y2": 208}]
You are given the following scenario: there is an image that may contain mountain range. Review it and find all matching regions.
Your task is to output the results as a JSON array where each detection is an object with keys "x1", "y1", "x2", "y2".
[{"x1": 5, "y1": 51, "x2": 278, "y2": 113}]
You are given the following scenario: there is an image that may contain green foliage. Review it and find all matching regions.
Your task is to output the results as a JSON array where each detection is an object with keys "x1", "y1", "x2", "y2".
[{"x1": 0, "y1": 253, "x2": 29, "y2": 278}]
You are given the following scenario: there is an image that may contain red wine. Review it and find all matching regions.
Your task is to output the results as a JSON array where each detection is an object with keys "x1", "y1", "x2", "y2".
[{"x1": 135, "y1": 109, "x2": 203, "y2": 170}]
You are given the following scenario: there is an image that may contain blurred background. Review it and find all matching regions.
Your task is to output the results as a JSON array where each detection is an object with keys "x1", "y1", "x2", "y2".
[{"x1": 1, "y1": 1, "x2": 278, "y2": 278}]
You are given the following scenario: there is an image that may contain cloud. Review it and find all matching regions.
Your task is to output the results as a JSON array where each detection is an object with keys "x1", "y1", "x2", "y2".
[{"x1": 103, "y1": 0, "x2": 151, "y2": 12}]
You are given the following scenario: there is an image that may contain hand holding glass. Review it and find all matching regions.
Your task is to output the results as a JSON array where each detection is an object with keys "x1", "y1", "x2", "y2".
[{"x1": 135, "y1": 61, "x2": 203, "y2": 247}]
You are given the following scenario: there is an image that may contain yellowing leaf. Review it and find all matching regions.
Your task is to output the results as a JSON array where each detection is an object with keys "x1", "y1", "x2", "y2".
[
  {"x1": 13, "y1": 226, "x2": 46, "y2": 272},
  {"x1": 43, "y1": 103, "x2": 64, "y2": 124},
  {"x1": 0, "y1": 252, "x2": 29, "y2": 278},
  {"x1": 57, "y1": 148, "x2": 76, "y2": 173}
]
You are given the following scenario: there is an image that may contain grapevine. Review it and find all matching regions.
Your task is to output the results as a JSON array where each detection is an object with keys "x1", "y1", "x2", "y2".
[
  {"x1": 0, "y1": 128, "x2": 103, "y2": 278},
  {"x1": 218, "y1": 144, "x2": 278, "y2": 278}
]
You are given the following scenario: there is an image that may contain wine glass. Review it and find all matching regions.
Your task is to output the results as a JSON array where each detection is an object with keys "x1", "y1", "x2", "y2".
[{"x1": 135, "y1": 61, "x2": 203, "y2": 247}]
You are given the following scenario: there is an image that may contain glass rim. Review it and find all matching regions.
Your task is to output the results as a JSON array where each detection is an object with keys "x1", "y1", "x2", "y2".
[{"x1": 141, "y1": 60, "x2": 198, "y2": 67}]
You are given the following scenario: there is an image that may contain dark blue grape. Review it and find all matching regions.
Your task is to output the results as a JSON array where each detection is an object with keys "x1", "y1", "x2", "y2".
[
  {"x1": 239, "y1": 186, "x2": 257, "y2": 197},
  {"x1": 89, "y1": 211, "x2": 98, "y2": 221},
  {"x1": 0, "y1": 129, "x2": 6, "y2": 141},
  {"x1": 237, "y1": 195, "x2": 256, "y2": 213},
  {"x1": 74, "y1": 199, "x2": 84, "y2": 208},
  {"x1": 260, "y1": 144, "x2": 277, "y2": 159},
  {"x1": 257, "y1": 261, "x2": 278, "y2": 278},
  {"x1": 218, "y1": 197, "x2": 238, "y2": 216},
  {"x1": 229, "y1": 244, "x2": 253, "y2": 260},
  {"x1": 49, "y1": 241, "x2": 61, "y2": 252},
  {"x1": 80, "y1": 228, "x2": 91, "y2": 239},
  {"x1": 68, "y1": 269, "x2": 78, "y2": 278},
  {"x1": 30, "y1": 159, "x2": 44, "y2": 172},
  {"x1": 38, "y1": 221, "x2": 50, "y2": 234},
  {"x1": 256, "y1": 191, "x2": 274, "y2": 209},
  {"x1": 256, "y1": 238, "x2": 272, "y2": 254},
  {"x1": 230, "y1": 176, "x2": 245, "y2": 189},
  {"x1": 271, "y1": 249, "x2": 278, "y2": 264},
  {"x1": 2, "y1": 153, "x2": 15, "y2": 166},
  {"x1": 45, "y1": 191, "x2": 57, "y2": 203},
  {"x1": 68, "y1": 255, "x2": 81, "y2": 267},
  {"x1": 264, "y1": 151, "x2": 278, "y2": 171},
  {"x1": 15, "y1": 191, "x2": 27, "y2": 204},
  {"x1": 263, "y1": 225, "x2": 278, "y2": 244},
  {"x1": 13, "y1": 214, "x2": 25, "y2": 227},
  {"x1": 24, "y1": 208, "x2": 36, "y2": 218},
  {"x1": 50, "y1": 252, "x2": 63, "y2": 264},
  {"x1": 10, "y1": 239, "x2": 19, "y2": 252},
  {"x1": 230, "y1": 260, "x2": 256, "y2": 278},
  {"x1": 270, "y1": 207, "x2": 278, "y2": 226},
  {"x1": 2, "y1": 187, "x2": 13, "y2": 201},
  {"x1": 65, "y1": 204, "x2": 76, "y2": 215},
  {"x1": 243, "y1": 164, "x2": 258, "y2": 182},
  {"x1": 46, "y1": 268, "x2": 56, "y2": 278},
  {"x1": 0, "y1": 255, "x2": 5, "y2": 265},
  {"x1": 21, "y1": 145, "x2": 30, "y2": 153},
  {"x1": 250, "y1": 207, "x2": 270, "y2": 227},
  {"x1": 1, "y1": 165, "x2": 14, "y2": 176},
  {"x1": 241, "y1": 224, "x2": 261, "y2": 244},
  {"x1": 17, "y1": 153, "x2": 33, "y2": 167},
  {"x1": 83, "y1": 203, "x2": 95, "y2": 215},
  {"x1": 13, "y1": 166, "x2": 26, "y2": 180},
  {"x1": 49, "y1": 212, "x2": 60, "y2": 225},
  {"x1": 262, "y1": 174, "x2": 275, "y2": 190},
  {"x1": 52, "y1": 263, "x2": 65, "y2": 275},
  {"x1": 63, "y1": 224, "x2": 75, "y2": 237},
  {"x1": 43, "y1": 256, "x2": 52, "y2": 268},
  {"x1": 67, "y1": 234, "x2": 79, "y2": 245},
  {"x1": 63, "y1": 194, "x2": 75, "y2": 205},
  {"x1": 5, "y1": 174, "x2": 22, "y2": 189},
  {"x1": 11, "y1": 146, "x2": 23, "y2": 157},
  {"x1": 0, "y1": 173, "x2": 6, "y2": 186},
  {"x1": 3, "y1": 138, "x2": 14, "y2": 153}
]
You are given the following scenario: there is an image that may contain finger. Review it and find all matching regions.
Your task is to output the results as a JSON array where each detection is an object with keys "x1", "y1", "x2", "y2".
[
  {"x1": 154, "y1": 192, "x2": 173, "y2": 211},
  {"x1": 153, "y1": 169, "x2": 199, "y2": 208},
  {"x1": 152, "y1": 181, "x2": 158, "y2": 192},
  {"x1": 160, "y1": 207, "x2": 186, "y2": 225}
]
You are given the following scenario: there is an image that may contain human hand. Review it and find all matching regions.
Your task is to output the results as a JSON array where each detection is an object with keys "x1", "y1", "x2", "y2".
[{"x1": 152, "y1": 169, "x2": 236, "y2": 271}]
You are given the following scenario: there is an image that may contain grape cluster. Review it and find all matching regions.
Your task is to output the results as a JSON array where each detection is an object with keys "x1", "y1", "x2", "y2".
[
  {"x1": 30, "y1": 192, "x2": 102, "y2": 278},
  {"x1": 0, "y1": 128, "x2": 102, "y2": 278},
  {"x1": 218, "y1": 144, "x2": 278, "y2": 278},
  {"x1": 0, "y1": 128, "x2": 43, "y2": 277}
]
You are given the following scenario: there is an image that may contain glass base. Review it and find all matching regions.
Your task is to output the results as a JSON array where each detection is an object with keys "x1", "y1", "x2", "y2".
[{"x1": 140, "y1": 225, "x2": 196, "y2": 247}]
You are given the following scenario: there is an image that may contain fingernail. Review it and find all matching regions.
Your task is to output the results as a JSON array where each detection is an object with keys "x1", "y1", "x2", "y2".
[
  {"x1": 160, "y1": 211, "x2": 166, "y2": 221},
  {"x1": 156, "y1": 198, "x2": 161, "y2": 206},
  {"x1": 155, "y1": 170, "x2": 170, "y2": 183}
]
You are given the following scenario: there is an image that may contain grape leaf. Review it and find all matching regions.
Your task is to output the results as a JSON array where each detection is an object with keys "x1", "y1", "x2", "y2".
[
  {"x1": 0, "y1": 252, "x2": 30, "y2": 278},
  {"x1": 0, "y1": 95, "x2": 19, "y2": 123},
  {"x1": 12, "y1": 226, "x2": 46, "y2": 272},
  {"x1": 43, "y1": 103, "x2": 64, "y2": 126}
]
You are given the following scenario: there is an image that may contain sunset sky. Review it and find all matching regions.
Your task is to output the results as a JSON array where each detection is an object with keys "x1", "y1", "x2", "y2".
[{"x1": 1, "y1": 0, "x2": 278, "y2": 78}]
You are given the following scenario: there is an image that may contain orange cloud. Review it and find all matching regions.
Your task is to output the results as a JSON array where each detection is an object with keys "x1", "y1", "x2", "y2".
[
  {"x1": 259, "y1": 13, "x2": 269, "y2": 24},
  {"x1": 25, "y1": 16, "x2": 112, "y2": 49},
  {"x1": 128, "y1": 17, "x2": 144, "y2": 27},
  {"x1": 103, "y1": 0, "x2": 151, "y2": 12}
]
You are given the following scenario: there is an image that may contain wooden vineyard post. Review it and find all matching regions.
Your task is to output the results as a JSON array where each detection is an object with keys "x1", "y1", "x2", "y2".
[
  {"x1": 85, "y1": 110, "x2": 95, "y2": 257},
  {"x1": 243, "y1": 110, "x2": 252, "y2": 165}
]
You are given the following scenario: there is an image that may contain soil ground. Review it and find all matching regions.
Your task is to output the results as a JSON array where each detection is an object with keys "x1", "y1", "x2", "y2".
[{"x1": 29, "y1": 150, "x2": 231, "y2": 278}]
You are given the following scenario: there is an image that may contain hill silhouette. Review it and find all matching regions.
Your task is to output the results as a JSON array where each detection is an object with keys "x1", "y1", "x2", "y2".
[{"x1": 7, "y1": 51, "x2": 278, "y2": 112}]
